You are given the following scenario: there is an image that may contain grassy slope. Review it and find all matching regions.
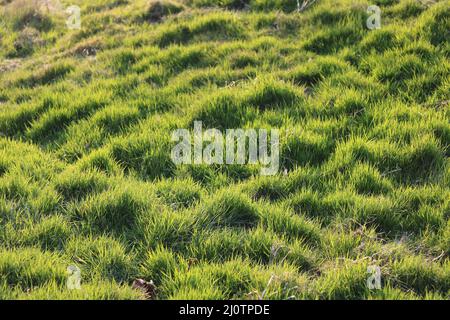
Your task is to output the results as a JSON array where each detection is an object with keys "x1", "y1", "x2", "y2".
[{"x1": 0, "y1": 0, "x2": 449, "y2": 299}]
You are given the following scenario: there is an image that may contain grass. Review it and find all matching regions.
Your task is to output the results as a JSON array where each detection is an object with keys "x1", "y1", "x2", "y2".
[{"x1": 0, "y1": 0, "x2": 449, "y2": 300}]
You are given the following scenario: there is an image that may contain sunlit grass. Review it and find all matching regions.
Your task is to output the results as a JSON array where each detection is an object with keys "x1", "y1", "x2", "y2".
[{"x1": 0, "y1": 0, "x2": 448, "y2": 300}]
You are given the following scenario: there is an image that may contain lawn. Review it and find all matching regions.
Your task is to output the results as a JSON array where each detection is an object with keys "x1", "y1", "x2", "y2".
[{"x1": 0, "y1": 0, "x2": 449, "y2": 300}]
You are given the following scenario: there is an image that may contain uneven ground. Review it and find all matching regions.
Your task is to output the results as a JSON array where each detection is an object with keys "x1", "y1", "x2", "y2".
[{"x1": 0, "y1": 0, "x2": 449, "y2": 300}]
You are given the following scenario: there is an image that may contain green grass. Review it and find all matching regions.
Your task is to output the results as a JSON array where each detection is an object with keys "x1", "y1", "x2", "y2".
[{"x1": 0, "y1": 0, "x2": 449, "y2": 300}]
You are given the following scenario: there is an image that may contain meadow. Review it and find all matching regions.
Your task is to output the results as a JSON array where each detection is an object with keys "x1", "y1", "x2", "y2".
[{"x1": 0, "y1": 0, "x2": 449, "y2": 300}]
